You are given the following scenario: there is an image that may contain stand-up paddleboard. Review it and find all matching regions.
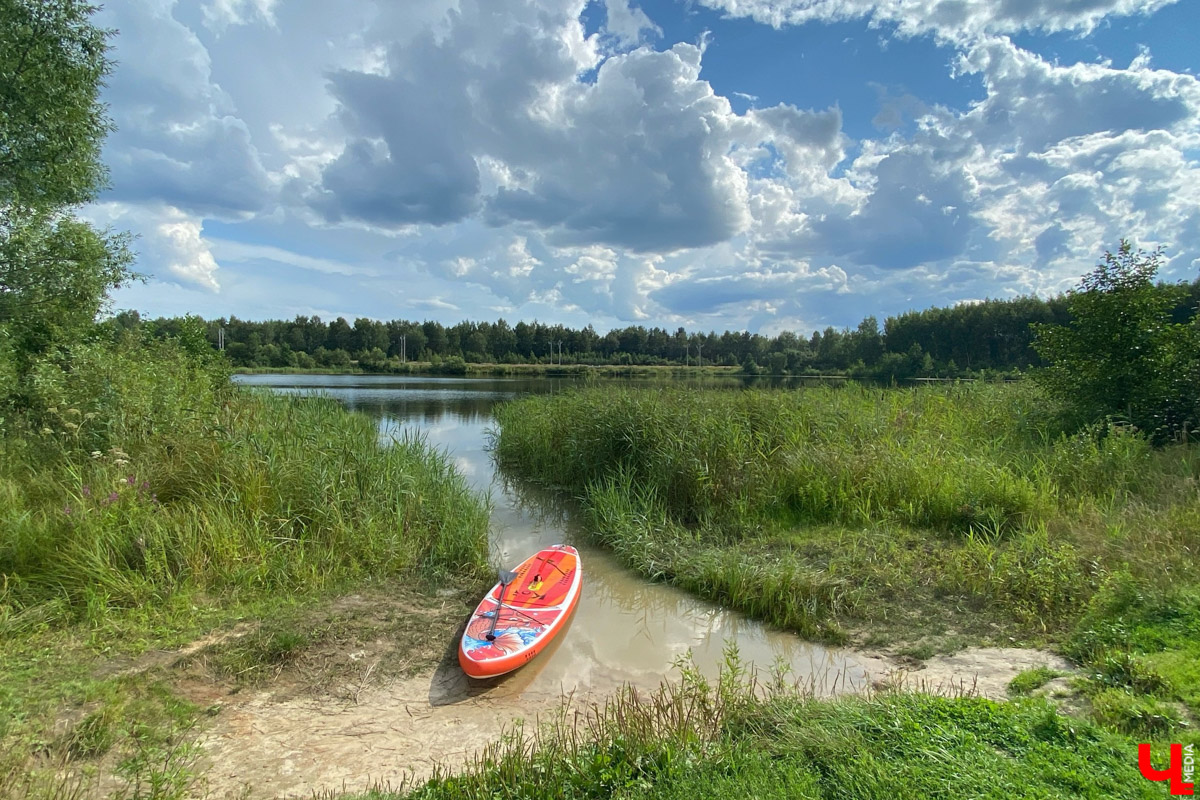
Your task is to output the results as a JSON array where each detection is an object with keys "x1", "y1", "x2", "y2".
[{"x1": 459, "y1": 544, "x2": 581, "y2": 679}]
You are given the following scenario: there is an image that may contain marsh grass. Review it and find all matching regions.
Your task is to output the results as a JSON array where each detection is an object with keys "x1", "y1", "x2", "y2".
[{"x1": 1, "y1": 389, "x2": 489, "y2": 621}]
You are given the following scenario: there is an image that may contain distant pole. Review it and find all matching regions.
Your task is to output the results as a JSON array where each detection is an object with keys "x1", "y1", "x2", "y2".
[
  {"x1": 218, "y1": 327, "x2": 224, "y2": 351},
  {"x1": 685, "y1": 344, "x2": 689, "y2": 366},
  {"x1": 696, "y1": 342, "x2": 703, "y2": 368},
  {"x1": 401, "y1": 334, "x2": 406, "y2": 363}
]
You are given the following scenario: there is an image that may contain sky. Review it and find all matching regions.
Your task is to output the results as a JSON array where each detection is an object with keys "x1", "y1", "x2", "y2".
[{"x1": 92, "y1": 0, "x2": 1200, "y2": 335}]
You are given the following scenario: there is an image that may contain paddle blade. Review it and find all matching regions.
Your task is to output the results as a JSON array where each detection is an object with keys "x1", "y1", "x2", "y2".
[{"x1": 498, "y1": 569, "x2": 518, "y2": 586}]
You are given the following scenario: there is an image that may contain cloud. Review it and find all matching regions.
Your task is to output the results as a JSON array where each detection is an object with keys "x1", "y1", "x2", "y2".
[
  {"x1": 309, "y1": 0, "x2": 758, "y2": 252},
  {"x1": 201, "y1": 0, "x2": 279, "y2": 30},
  {"x1": 602, "y1": 0, "x2": 662, "y2": 47},
  {"x1": 957, "y1": 38, "x2": 1199, "y2": 154},
  {"x1": 96, "y1": 0, "x2": 274, "y2": 218},
  {"x1": 813, "y1": 146, "x2": 977, "y2": 270},
  {"x1": 87, "y1": 202, "x2": 222, "y2": 291},
  {"x1": 695, "y1": 0, "x2": 1179, "y2": 43},
  {"x1": 739, "y1": 35, "x2": 1200, "y2": 287},
  {"x1": 484, "y1": 43, "x2": 755, "y2": 251},
  {"x1": 158, "y1": 217, "x2": 222, "y2": 290}
]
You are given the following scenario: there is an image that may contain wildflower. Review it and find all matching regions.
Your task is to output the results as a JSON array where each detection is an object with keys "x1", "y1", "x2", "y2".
[
  {"x1": 105, "y1": 492, "x2": 119, "y2": 504},
  {"x1": 41, "y1": 427, "x2": 53, "y2": 435},
  {"x1": 90, "y1": 451, "x2": 102, "y2": 459},
  {"x1": 113, "y1": 458, "x2": 129, "y2": 467},
  {"x1": 141, "y1": 481, "x2": 150, "y2": 492},
  {"x1": 63, "y1": 505, "x2": 72, "y2": 515},
  {"x1": 64, "y1": 422, "x2": 79, "y2": 431},
  {"x1": 66, "y1": 408, "x2": 81, "y2": 417},
  {"x1": 82, "y1": 485, "x2": 91, "y2": 497}
]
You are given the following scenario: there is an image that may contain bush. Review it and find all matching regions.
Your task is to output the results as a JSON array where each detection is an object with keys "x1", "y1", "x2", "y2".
[{"x1": 1033, "y1": 240, "x2": 1200, "y2": 442}]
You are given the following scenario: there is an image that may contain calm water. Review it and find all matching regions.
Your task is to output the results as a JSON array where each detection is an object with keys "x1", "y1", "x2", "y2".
[{"x1": 234, "y1": 374, "x2": 877, "y2": 698}]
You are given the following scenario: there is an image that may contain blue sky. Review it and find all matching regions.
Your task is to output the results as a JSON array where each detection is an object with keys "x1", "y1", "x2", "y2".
[{"x1": 93, "y1": 0, "x2": 1200, "y2": 335}]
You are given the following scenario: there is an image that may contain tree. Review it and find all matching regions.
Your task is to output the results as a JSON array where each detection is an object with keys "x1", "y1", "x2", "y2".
[
  {"x1": 1033, "y1": 240, "x2": 1200, "y2": 441},
  {"x1": 1, "y1": 0, "x2": 134, "y2": 403}
]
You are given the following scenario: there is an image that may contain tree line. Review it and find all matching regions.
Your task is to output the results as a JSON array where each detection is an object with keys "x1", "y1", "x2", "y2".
[{"x1": 127, "y1": 280, "x2": 1200, "y2": 379}]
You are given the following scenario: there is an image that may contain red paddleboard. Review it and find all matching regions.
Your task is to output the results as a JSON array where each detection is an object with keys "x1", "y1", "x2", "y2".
[{"x1": 459, "y1": 544, "x2": 581, "y2": 679}]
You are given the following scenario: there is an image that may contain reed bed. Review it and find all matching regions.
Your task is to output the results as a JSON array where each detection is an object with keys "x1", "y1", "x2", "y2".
[
  {"x1": 1, "y1": 338, "x2": 490, "y2": 627},
  {"x1": 492, "y1": 383, "x2": 1200, "y2": 641}
]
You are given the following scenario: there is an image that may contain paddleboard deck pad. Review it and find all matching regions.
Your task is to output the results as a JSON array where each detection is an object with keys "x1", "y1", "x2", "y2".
[{"x1": 459, "y1": 544, "x2": 581, "y2": 679}]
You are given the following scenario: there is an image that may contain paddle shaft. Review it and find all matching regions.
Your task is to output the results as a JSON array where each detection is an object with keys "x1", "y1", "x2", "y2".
[{"x1": 485, "y1": 570, "x2": 517, "y2": 641}]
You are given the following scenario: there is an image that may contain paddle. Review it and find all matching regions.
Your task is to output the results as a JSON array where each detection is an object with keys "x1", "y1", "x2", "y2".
[{"x1": 485, "y1": 568, "x2": 518, "y2": 642}]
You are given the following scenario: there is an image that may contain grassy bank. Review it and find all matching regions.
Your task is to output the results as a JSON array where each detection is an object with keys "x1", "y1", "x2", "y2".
[
  {"x1": 1, "y1": 335, "x2": 491, "y2": 797},
  {"x1": 492, "y1": 383, "x2": 1200, "y2": 739},
  {"x1": 365, "y1": 651, "x2": 1159, "y2": 799}
]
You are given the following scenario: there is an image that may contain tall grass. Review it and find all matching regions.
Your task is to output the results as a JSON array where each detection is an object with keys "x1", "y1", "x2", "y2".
[
  {"x1": 492, "y1": 383, "x2": 1200, "y2": 638},
  {"x1": 493, "y1": 383, "x2": 1053, "y2": 534},
  {"x1": 0, "y1": 336, "x2": 490, "y2": 627}
]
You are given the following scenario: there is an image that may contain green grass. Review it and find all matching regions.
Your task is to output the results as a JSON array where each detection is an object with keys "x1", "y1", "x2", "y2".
[
  {"x1": 352, "y1": 652, "x2": 1161, "y2": 800},
  {"x1": 1008, "y1": 667, "x2": 1065, "y2": 696}
]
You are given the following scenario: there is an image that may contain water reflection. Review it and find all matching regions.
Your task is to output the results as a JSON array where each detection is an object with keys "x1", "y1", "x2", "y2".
[{"x1": 234, "y1": 374, "x2": 875, "y2": 700}]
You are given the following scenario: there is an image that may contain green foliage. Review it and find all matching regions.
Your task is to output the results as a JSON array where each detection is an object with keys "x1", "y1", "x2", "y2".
[
  {"x1": 496, "y1": 381, "x2": 1200, "y2": 658},
  {"x1": 1033, "y1": 240, "x2": 1200, "y2": 441},
  {"x1": 1, "y1": 0, "x2": 137, "y2": 415},
  {"x1": 1065, "y1": 580, "x2": 1200, "y2": 723},
  {"x1": 1087, "y1": 689, "x2": 1183, "y2": 738},
  {"x1": 0, "y1": 0, "x2": 114, "y2": 207}
]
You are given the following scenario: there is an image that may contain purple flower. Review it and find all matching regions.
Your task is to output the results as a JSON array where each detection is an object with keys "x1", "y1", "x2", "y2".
[
  {"x1": 106, "y1": 492, "x2": 119, "y2": 504},
  {"x1": 141, "y1": 481, "x2": 150, "y2": 492},
  {"x1": 81, "y1": 485, "x2": 91, "y2": 497},
  {"x1": 63, "y1": 505, "x2": 72, "y2": 515}
]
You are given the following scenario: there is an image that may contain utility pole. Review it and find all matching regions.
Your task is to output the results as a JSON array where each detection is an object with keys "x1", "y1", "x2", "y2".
[
  {"x1": 696, "y1": 341, "x2": 703, "y2": 368},
  {"x1": 401, "y1": 334, "x2": 406, "y2": 363},
  {"x1": 556, "y1": 340, "x2": 563, "y2": 365},
  {"x1": 218, "y1": 327, "x2": 224, "y2": 351},
  {"x1": 685, "y1": 344, "x2": 689, "y2": 367}
]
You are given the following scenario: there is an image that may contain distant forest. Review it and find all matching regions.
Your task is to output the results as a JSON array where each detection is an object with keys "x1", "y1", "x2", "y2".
[{"x1": 127, "y1": 279, "x2": 1200, "y2": 379}]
